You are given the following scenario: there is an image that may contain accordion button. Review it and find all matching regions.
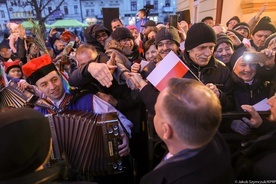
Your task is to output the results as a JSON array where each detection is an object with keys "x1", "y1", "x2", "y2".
[
  {"x1": 108, "y1": 128, "x2": 114, "y2": 133},
  {"x1": 112, "y1": 163, "x2": 118, "y2": 169},
  {"x1": 118, "y1": 165, "x2": 123, "y2": 171},
  {"x1": 114, "y1": 130, "x2": 119, "y2": 136},
  {"x1": 118, "y1": 160, "x2": 122, "y2": 165},
  {"x1": 113, "y1": 125, "x2": 119, "y2": 130}
]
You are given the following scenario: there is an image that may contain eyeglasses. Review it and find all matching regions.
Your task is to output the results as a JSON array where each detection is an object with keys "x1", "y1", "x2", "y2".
[{"x1": 96, "y1": 32, "x2": 108, "y2": 40}]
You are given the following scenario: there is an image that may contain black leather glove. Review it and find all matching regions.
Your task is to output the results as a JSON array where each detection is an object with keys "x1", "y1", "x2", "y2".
[{"x1": 231, "y1": 117, "x2": 254, "y2": 135}]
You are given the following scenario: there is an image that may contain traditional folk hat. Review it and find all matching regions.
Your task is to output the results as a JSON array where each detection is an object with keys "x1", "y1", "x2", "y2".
[
  {"x1": 22, "y1": 54, "x2": 56, "y2": 85},
  {"x1": 3, "y1": 60, "x2": 21, "y2": 73}
]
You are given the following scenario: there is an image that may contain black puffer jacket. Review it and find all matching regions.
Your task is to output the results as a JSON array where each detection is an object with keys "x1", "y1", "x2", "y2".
[
  {"x1": 84, "y1": 24, "x2": 110, "y2": 53},
  {"x1": 183, "y1": 50, "x2": 235, "y2": 112}
]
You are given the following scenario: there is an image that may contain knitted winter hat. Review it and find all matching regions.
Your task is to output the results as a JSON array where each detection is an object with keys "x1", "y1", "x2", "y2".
[
  {"x1": 185, "y1": 23, "x2": 217, "y2": 50},
  {"x1": 226, "y1": 16, "x2": 241, "y2": 27},
  {"x1": 264, "y1": 32, "x2": 276, "y2": 48},
  {"x1": 252, "y1": 16, "x2": 276, "y2": 35},
  {"x1": 111, "y1": 27, "x2": 134, "y2": 41},
  {"x1": 233, "y1": 22, "x2": 250, "y2": 34},
  {"x1": 141, "y1": 20, "x2": 156, "y2": 27},
  {"x1": 215, "y1": 33, "x2": 233, "y2": 51},
  {"x1": 201, "y1": 16, "x2": 213, "y2": 23},
  {"x1": 126, "y1": 25, "x2": 138, "y2": 32},
  {"x1": 155, "y1": 26, "x2": 181, "y2": 46}
]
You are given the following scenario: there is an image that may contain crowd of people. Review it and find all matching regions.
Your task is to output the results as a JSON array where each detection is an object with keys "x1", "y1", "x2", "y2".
[{"x1": 0, "y1": 3, "x2": 276, "y2": 184}]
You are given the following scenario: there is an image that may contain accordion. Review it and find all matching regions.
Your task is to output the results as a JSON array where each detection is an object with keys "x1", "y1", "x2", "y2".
[
  {"x1": 46, "y1": 111, "x2": 124, "y2": 175},
  {"x1": 0, "y1": 81, "x2": 38, "y2": 108}
]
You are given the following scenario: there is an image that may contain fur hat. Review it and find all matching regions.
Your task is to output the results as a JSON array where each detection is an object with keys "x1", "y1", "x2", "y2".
[
  {"x1": 252, "y1": 16, "x2": 276, "y2": 35},
  {"x1": 111, "y1": 27, "x2": 134, "y2": 41},
  {"x1": 0, "y1": 108, "x2": 51, "y2": 180},
  {"x1": 215, "y1": 33, "x2": 233, "y2": 51},
  {"x1": 22, "y1": 54, "x2": 56, "y2": 85},
  {"x1": 226, "y1": 16, "x2": 240, "y2": 27},
  {"x1": 155, "y1": 26, "x2": 181, "y2": 46},
  {"x1": 185, "y1": 23, "x2": 216, "y2": 50}
]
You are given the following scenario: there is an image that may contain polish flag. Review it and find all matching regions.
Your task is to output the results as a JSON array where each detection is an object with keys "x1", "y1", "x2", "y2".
[{"x1": 147, "y1": 51, "x2": 189, "y2": 91}]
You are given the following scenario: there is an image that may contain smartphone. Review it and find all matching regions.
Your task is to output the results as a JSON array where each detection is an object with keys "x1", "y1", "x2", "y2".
[
  {"x1": 243, "y1": 51, "x2": 267, "y2": 64},
  {"x1": 55, "y1": 28, "x2": 65, "y2": 32},
  {"x1": 169, "y1": 14, "x2": 178, "y2": 28}
]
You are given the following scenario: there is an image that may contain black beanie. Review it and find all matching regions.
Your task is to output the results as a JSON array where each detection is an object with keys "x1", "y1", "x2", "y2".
[
  {"x1": 185, "y1": 23, "x2": 217, "y2": 50},
  {"x1": 0, "y1": 108, "x2": 51, "y2": 180},
  {"x1": 252, "y1": 16, "x2": 276, "y2": 35},
  {"x1": 226, "y1": 16, "x2": 240, "y2": 27},
  {"x1": 215, "y1": 33, "x2": 233, "y2": 51},
  {"x1": 155, "y1": 26, "x2": 181, "y2": 46},
  {"x1": 233, "y1": 22, "x2": 250, "y2": 34},
  {"x1": 111, "y1": 27, "x2": 134, "y2": 42},
  {"x1": 264, "y1": 32, "x2": 276, "y2": 48}
]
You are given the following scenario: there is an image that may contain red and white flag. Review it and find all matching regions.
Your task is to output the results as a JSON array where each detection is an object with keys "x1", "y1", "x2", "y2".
[{"x1": 147, "y1": 51, "x2": 189, "y2": 91}]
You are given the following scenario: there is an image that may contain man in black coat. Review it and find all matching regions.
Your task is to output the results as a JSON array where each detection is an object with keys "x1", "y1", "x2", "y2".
[
  {"x1": 131, "y1": 23, "x2": 234, "y2": 115},
  {"x1": 140, "y1": 78, "x2": 234, "y2": 184}
]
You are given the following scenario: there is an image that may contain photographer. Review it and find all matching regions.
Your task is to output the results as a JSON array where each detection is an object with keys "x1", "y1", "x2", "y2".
[{"x1": 47, "y1": 27, "x2": 66, "y2": 57}]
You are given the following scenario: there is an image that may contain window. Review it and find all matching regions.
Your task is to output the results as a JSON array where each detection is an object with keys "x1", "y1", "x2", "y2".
[
  {"x1": 64, "y1": 6, "x2": 68, "y2": 15},
  {"x1": 74, "y1": 5, "x2": 78, "y2": 14},
  {"x1": 154, "y1": 0, "x2": 158, "y2": 10},
  {"x1": 0, "y1": 10, "x2": 5, "y2": 18},
  {"x1": 131, "y1": 2, "x2": 137, "y2": 11},
  {"x1": 165, "y1": 0, "x2": 170, "y2": 6},
  {"x1": 86, "y1": 9, "x2": 89, "y2": 16}
]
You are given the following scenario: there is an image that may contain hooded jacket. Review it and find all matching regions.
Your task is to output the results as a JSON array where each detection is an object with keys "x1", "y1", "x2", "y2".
[{"x1": 84, "y1": 24, "x2": 110, "y2": 53}]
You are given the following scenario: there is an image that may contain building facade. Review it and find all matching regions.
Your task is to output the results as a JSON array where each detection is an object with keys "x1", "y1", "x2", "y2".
[
  {"x1": 0, "y1": 0, "x2": 177, "y2": 33},
  {"x1": 176, "y1": 0, "x2": 276, "y2": 27}
]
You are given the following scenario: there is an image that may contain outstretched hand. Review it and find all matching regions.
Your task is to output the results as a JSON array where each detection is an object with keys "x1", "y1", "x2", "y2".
[
  {"x1": 107, "y1": 52, "x2": 117, "y2": 74},
  {"x1": 87, "y1": 62, "x2": 113, "y2": 88}
]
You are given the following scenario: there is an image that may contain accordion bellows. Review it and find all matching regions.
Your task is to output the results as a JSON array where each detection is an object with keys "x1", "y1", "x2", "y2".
[
  {"x1": 46, "y1": 111, "x2": 124, "y2": 175},
  {"x1": 0, "y1": 81, "x2": 37, "y2": 108}
]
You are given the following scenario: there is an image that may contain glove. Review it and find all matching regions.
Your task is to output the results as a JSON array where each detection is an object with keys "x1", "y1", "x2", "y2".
[{"x1": 231, "y1": 117, "x2": 254, "y2": 135}]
